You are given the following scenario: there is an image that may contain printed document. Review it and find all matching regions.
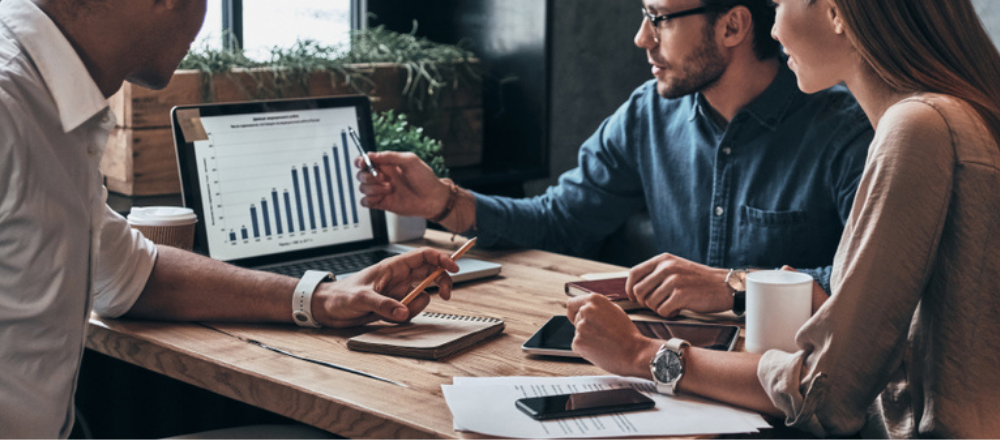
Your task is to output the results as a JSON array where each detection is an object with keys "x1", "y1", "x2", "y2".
[{"x1": 442, "y1": 375, "x2": 770, "y2": 438}]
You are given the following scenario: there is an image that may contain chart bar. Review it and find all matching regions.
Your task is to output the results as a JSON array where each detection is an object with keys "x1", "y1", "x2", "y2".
[
  {"x1": 303, "y1": 163, "x2": 316, "y2": 230},
  {"x1": 313, "y1": 164, "x2": 327, "y2": 228},
  {"x1": 250, "y1": 204, "x2": 260, "y2": 238},
  {"x1": 341, "y1": 130, "x2": 360, "y2": 224},
  {"x1": 323, "y1": 154, "x2": 338, "y2": 227},
  {"x1": 219, "y1": 133, "x2": 376, "y2": 248},
  {"x1": 284, "y1": 190, "x2": 294, "y2": 233},
  {"x1": 292, "y1": 167, "x2": 305, "y2": 232},
  {"x1": 271, "y1": 189, "x2": 283, "y2": 235},
  {"x1": 261, "y1": 199, "x2": 272, "y2": 237},
  {"x1": 332, "y1": 146, "x2": 348, "y2": 225}
]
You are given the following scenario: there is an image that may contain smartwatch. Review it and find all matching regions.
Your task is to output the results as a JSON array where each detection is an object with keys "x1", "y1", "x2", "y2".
[
  {"x1": 292, "y1": 270, "x2": 333, "y2": 328},
  {"x1": 725, "y1": 268, "x2": 749, "y2": 316}
]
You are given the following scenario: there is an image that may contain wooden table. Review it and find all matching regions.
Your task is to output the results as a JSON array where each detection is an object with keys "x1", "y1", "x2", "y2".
[{"x1": 85, "y1": 230, "x2": 732, "y2": 438}]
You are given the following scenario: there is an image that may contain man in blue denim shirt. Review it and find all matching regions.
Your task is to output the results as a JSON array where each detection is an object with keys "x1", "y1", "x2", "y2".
[{"x1": 358, "y1": 0, "x2": 872, "y2": 318}]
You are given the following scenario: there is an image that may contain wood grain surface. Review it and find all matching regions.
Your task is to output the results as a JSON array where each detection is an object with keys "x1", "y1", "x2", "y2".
[{"x1": 87, "y1": 230, "x2": 746, "y2": 438}]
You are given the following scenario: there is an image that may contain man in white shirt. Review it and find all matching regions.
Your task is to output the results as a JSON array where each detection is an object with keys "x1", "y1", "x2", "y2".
[{"x1": 0, "y1": 0, "x2": 459, "y2": 437}]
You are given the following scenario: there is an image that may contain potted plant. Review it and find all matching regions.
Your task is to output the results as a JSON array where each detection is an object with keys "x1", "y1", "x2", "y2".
[
  {"x1": 102, "y1": 24, "x2": 482, "y2": 196},
  {"x1": 372, "y1": 110, "x2": 449, "y2": 242}
]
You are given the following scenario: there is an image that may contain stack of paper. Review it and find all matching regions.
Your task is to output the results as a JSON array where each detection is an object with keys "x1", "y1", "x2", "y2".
[{"x1": 442, "y1": 375, "x2": 770, "y2": 438}]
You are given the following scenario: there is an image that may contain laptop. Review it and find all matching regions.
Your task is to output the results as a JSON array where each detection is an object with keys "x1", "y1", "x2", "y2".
[{"x1": 170, "y1": 95, "x2": 501, "y2": 282}]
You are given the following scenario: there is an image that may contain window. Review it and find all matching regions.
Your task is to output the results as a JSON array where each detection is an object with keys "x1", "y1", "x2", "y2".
[
  {"x1": 193, "y1": 0, "x2": 224, "y2": 51},
  {"x1": 193, "y1": 0, "x2": 360, "y2": 60}
]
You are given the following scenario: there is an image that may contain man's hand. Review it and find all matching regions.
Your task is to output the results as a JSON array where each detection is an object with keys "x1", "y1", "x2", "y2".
[
  {"x1": 567, "y1": 294, "x2": 661, "y2": 379},
  {"x1": 356, "y1": 152, "x2": 451, "y2": 219},
  {"x1": 311, "y1": 248, "x2": 459, "y2": 328},
  {"x1": 625, "y1": 253, "x2": 732, "y2": 318}
]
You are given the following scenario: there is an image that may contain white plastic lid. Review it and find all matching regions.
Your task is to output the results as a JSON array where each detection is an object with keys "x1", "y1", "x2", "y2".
[{"x1": 127, "y1": 206, "x2": 198, "y2": 226}]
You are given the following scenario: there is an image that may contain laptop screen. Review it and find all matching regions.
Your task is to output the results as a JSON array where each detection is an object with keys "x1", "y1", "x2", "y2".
[{"x1": 172, "y1": 96, "x2": 386, "y2": 267}]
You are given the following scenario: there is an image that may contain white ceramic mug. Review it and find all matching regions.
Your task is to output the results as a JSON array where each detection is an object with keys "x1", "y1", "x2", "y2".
[
  {"x1": 745, "y1": 270, "x2": 813, "y2": 353},
  {"x1": 127, "y1": 207, "x2": 198, "y2": 251}
]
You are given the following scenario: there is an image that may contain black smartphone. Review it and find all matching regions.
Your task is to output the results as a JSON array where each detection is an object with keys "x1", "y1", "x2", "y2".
[
  {"x1": 515, "y1": 388, "x2": 655, "y2": 420},
  {"x1": 521, "y1": 316, "x2": 740, "y2": 357}
]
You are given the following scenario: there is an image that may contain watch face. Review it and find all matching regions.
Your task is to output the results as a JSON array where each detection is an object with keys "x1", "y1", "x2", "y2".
[
  {"x1": 653, "y1": 350, "x2": 683, "y2": 383},
  {"x1": 727, "y1": 270, "x2": 747, "y2": 292}
]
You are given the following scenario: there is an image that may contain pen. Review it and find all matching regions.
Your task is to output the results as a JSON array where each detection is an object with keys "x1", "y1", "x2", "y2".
[
  {"x1": 348, "y1": 126, "x2": 378, "y2": 177},
  {"x1": 400, "y1": 237, "x2": 478, "y2": 306}
]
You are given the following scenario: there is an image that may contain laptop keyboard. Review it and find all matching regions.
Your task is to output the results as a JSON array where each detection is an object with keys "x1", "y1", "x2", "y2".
[{"x1": 262, "y1": 249, "x2": 400, "y2": 278}]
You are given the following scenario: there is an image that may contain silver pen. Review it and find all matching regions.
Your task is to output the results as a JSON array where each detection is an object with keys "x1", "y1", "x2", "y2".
[{"x1": 347, "y1": 126, "x2": 378, "y2": 177}]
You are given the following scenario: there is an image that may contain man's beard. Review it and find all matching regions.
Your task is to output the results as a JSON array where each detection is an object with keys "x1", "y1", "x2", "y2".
[{"x1": 656, "y1": 24, "x2": 727, "y2": 99}]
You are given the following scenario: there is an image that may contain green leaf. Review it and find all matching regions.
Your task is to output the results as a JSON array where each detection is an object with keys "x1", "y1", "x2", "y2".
[
  {"x1": 181, "y1": 22, "x2": 485, "y2": 113},
  {"x1": 372, "y1": 110, "x2": 449, "y2": 178}
]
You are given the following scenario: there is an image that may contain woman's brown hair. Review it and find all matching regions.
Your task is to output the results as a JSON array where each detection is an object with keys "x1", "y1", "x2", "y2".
[{"x1": 833, "y1": 0, "x2": 1000, "y2": 140}]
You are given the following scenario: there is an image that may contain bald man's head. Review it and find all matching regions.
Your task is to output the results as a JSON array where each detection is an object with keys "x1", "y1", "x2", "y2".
[
  {"x1": 39, "y1": 0, "x2": 109, "y2": 15},
  {"x1": 34, "y1": 0, "x2": 207, "y2": 96}
]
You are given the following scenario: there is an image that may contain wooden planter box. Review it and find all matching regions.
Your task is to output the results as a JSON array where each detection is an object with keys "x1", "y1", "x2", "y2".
[{"x1": 101, "y1": 64, "x2": 483, "y2": 195}]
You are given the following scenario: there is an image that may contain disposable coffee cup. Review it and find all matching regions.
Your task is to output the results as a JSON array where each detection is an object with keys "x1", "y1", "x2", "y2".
[
  {"x1": 127, "y1": 207, "x2": 198, "y2": 251},
  {"x1": 745, "y1": 270, "x2": 813, "y2": 353}
]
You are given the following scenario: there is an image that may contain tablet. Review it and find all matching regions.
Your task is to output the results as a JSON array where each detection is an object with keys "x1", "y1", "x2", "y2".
[{"x1": 521, "y1": 316, "x2": 739, "y2": 357}]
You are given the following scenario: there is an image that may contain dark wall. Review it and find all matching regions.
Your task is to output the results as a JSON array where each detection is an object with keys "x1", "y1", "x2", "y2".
[
  {"x1": 369, "y1": 0, "x2": 549, "y2": 197},
  {"x1": 527, "y1": 0, "x2": 651, "y2": 194},
  {"x1": 368, "y1": 1, "x2": 651, "y2": 197}
]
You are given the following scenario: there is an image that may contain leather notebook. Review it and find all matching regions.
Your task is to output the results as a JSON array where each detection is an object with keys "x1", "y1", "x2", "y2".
[
  {"x1": 564, "y1": 277, "x2": 642, "y2": 311},
  {"x1": 347, "y1": 312, "x2": 505, "y2": 360},
  {"x1": 565, "y1": 277, "x2": 743, "y2": 322}
]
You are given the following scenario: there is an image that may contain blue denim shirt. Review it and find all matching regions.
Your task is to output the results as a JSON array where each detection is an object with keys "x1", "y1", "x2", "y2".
[{"x1": 472, "y1": 65, "x2": 873, "y2": 293}]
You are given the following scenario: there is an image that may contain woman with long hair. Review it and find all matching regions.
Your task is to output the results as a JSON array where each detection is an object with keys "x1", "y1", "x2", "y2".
[{"x1": 567, "y1": 0, "x2": 1000, "y2": 437}]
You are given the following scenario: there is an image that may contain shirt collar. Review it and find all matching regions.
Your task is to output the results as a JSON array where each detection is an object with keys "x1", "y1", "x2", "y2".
[
  {"x1": 741, "y1": 63, "x2": 797, "y2": 131},
  {"x1": 688, "y1": 93, "x2": 703, "y2": 122},
  {"x1": 0, "y1": 0, "x2": 108, "y2": 132},
  {"x1": 687, "y1": 62, "x2": 798, "y2": 131}
]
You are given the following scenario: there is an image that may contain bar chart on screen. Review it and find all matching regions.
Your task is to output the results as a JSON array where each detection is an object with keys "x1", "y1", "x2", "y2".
[{"x1": 192, "y1": 107, "x2": 374, "y2": 261}]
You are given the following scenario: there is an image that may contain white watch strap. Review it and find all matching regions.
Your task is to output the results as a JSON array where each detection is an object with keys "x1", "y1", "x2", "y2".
[
  {"x1": 292, "y1": 270, "x2": 332, "y2": 328},
  {"x1": 666, "y1": 338, "x2": 690, "y2": 354}
]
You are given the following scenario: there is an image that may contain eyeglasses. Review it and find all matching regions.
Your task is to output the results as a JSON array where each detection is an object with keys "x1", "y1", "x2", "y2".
[{"x1": 640, "y1": 6, "x2": 714, "y2": 41}]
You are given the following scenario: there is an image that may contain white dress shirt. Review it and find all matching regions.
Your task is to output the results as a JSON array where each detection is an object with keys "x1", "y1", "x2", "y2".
[{"x1": 0, "y1": 0, "x2": 158, "y2": 437}]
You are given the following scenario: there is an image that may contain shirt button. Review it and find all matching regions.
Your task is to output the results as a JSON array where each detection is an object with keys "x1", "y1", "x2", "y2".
[
  {"x1": 722, "y1": 147, "x2": 732, "y2": 156},
  {"x1": 715, "y1": 206, "x2": 724, "y2": 216}
]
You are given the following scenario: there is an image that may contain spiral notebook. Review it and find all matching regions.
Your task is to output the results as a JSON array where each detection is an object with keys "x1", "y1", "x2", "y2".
[{"x1": 347, "y1": 312, "x2": 505, "y2": 360}]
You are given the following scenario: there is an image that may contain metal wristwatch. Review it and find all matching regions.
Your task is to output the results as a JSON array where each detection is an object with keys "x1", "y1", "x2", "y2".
[
  {"x1": 649, "y1": 338, "x2": 691, "y2": 396},
  {"x1": 725, "y1": 268, "x2": 749, "y2": 316}
]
